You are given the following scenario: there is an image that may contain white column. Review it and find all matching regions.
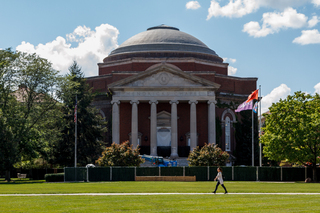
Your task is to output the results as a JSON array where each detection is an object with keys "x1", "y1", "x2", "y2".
[
  {"x1": 189, "y1": 100, "x2": 198, "y2": 151},
  {"x1": 149, "y1": 100, "x2": 158, "y2": 156},
  {"x1": 130, "y1": 100, "x2": 139, "y2": 148},
  {"x1": 208, "y1": 100, "x2": 217, "y2": 144},
  {"x1": 170, "y1": 100, "x2": 179, "y2": 159},
  {"x1": 111, "y1": 100, "x2": 120, "y2": 144}
]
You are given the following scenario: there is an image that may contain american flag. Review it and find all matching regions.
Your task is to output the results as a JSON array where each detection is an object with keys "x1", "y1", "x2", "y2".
[{"x1": 74, "y1": 100, "x2": 77, "y2": 123}]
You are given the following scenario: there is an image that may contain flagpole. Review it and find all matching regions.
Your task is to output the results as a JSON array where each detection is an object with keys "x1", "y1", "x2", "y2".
[
  {"x1": 75, "y1": 95, "x2": 77, "y2": 168},
  {"x1": 259, "y1": 85, "x2": 262, "y2": 167},
  {"x1": 252, "y1": 102, "x2": 254, "y2": 167},
  {"x1": 236, "y1": 89, "x2": 259, "y2": 167}
]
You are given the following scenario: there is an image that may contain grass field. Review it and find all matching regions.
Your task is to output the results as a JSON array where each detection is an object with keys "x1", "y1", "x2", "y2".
[{"x1": 1, "y1": 180, "x2": 320, "y2": 212}]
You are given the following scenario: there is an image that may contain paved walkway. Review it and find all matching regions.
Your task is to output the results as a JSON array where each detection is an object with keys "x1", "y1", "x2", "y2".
[{"x1": 1, "y1": 193, "x2": 320, "y2": 196}]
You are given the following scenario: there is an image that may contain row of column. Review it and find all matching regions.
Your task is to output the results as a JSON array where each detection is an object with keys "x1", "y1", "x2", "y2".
[{"x1": 111, "y1": 100, "x2": 216, "y2": 158}]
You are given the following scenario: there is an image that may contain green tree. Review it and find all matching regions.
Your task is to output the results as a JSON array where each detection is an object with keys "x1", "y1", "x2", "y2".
[
  {"x1": 188, "y1": 143, "x2": 229, "y2": 166},
  {"x1": 0, "y1": 49, "x2": 19, "y2": 178},
  {"x1": 0, "y1": 49, "x2": 63, "y2": 180},
  {"x1": 261, "y1": 91, "x2": 320, "y2": 181},
  {"x1": 52, "y1": 61, "x2": 107, "y2": 167},
  {"x1": 0, "y1": 107, "x2": 18, "y2": 176},
  {"x1": 95, "y1": 141, "x2": 144, "y2": 166}
]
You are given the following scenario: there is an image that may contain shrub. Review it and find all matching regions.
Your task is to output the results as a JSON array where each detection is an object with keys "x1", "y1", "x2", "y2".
[
  {"x1": 95, "y1": 141, "x2": 144, "y2": 166},
  {"x1": 188, "y1": 143, "x2": 229, "y2": 166},
  {"x1": 45, "y1": 173, "x2": 64, "y2": 182}
]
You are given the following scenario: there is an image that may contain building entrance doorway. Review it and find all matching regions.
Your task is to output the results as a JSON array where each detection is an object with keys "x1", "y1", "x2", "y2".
[
  {"x1": 157, "y1": 127, "x2": 171, "y2": 146},
  {"x1": 157, "y1": 127, "x2": 171, "y2": 157},
  {"x1": 156, "y1": 111, "x2": 172, "y2": 157}
]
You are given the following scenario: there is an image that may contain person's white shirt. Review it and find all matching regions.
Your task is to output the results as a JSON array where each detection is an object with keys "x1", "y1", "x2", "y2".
[{"x1": 216, "y1": 172, "x2": 224, "y2": 184}]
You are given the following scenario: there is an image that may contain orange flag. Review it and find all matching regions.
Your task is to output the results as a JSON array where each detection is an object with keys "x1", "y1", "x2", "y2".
[{"x1": 246, "y1": 89, "x2": 259, "y2": 103}]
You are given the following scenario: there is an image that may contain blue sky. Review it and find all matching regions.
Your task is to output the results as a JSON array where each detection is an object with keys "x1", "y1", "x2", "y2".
[{"x1": 1, "y1": 0, "x2": 320, "y2": 112}]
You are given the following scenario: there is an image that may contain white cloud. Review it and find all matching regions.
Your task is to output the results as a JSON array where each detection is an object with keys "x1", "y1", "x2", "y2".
[
  {"x1": 261, "y1": 84, "x2": 291, "y2": 113},
  {"x1": 312, "y1": 0, "x2": 320, "y2": 7},
  {"x1": 206, "y1": 0, "x2": 314, "y2": 20},
  {"x1": 207, "y1": 0, "x2": 260, "y2": 19},
  {"x1": 16, "y1": 24, "x2": 119, "y2": 77},
  {"x1": 228, "y1": 66, "x2": 238, "y2": 75},
  {"x1": 223, "y1": 57, "x2": 237, "y2": 63},
  {"x1": 66, "y1": 26, "x2": 93, "y2": 42},
  {"x1": 258, "y1": 0, "x2": 309, "y2": 10},
  {"x1": 243, "y1": 21, "x2": 272, "y2": 37},
  {"x1": 293, "y1": 29, "x2": 320, "y2": 44},
  {"x1": 186, "y1": 1, "x2": 201, "y2": 10},
  {"x1": 223, "y1": 58, "x2": 238, "y2": 75},
  {"x1": 262, "y1": 8, "x2": 308, "y2": 29},
  {"x1": 243, "y1": 8, "x2": 308, "y2": 37},
  {"x1": 229, "y1": 58, "x2": 237, "y2": 63},
  {"x1": 308, "y1": 15, "x2": 320, "y2": 28},
  {"x1": 314, "y1": 82, "x2": 320, "y2": 94}
]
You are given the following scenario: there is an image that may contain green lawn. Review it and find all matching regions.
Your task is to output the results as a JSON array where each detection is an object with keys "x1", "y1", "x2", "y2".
[
  {"x1": 0, "y1": 181, "x2": 320, "y2": 212},
  {"x1": 1, "y1": 195, "x2": 320, "y2": 212},
  {"x1": 1, "y1": 181, "x2": 320, "y2": 194}
]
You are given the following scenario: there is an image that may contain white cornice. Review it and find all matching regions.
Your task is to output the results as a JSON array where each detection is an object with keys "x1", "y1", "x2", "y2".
[
  {"x1": 186, "y1": 71, "x2": 216, "y2": 75},
  {"x1": 98, "y1": 57, "x2": 228, "y2": 69},
  {"x1": 85, "y1": 74, "x2": 112, "y2": 80},
  {"x1": 215, "y1": 74, "x2": 258, "y2": 81}
]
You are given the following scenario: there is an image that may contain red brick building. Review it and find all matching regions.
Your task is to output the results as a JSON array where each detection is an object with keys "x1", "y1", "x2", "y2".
[{"x1": 86, "y1": 25, "x2": 257, "y2": 158}]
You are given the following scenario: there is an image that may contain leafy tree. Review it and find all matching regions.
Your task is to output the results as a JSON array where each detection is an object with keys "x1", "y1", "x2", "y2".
[
  {"x1": 52, "y1": 61, "x2": 107, "y2": 167},
  {"x1": 261, "y1": 91, "x2": 320, "y2": 181},
  {"x1": 0, "y1": 49, "x2": 62, "y2": 180},
  {"x1": 95, "y1": 141, "x2": 144, "y2": 166},
  {"x1": 188, "y1": 143, "x2": 229, "y2": 166},
  {"x1": 0, "y1": 50, "x2": 20, "y2": 175},
  {"x1": 0, "y1": 107, "x2": 18, "y2": 177}
]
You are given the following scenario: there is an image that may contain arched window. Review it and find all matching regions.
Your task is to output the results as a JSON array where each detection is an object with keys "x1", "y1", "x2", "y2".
[{"x1": 225, "y1": 116, "x2": 231, "y2": 151}]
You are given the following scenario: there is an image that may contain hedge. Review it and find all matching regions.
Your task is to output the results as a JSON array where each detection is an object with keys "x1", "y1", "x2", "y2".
[{"x1": 45, "y1": 173, "x2": 64, "y2": 182}]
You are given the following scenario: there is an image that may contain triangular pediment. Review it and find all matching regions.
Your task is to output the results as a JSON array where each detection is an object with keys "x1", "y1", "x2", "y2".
[
  {"x1": 157, "y1": 111, "x2": 171, "y2": 120},
  {"x1": 108, "y1": 63, "x2": 220, "y2": 90},
  {"x1": 123, "y1": 70, "x2": 205, "y2": 87},
  {"x1": 157, "y1": 111, "x2": 172, "y2": 127}
]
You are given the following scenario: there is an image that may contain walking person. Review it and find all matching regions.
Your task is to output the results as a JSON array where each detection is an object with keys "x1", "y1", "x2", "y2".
[{"x1": 213, "y1": 167, "x2": 228, "y2": 194}]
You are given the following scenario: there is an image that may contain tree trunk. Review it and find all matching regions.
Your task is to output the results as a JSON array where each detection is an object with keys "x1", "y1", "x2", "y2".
[
  {"x1": 5, "y1": 170, "x2": 11, "y2": 182},
  {"x1": 313, "y1": 165, "x2": 317, "y2": 182}
]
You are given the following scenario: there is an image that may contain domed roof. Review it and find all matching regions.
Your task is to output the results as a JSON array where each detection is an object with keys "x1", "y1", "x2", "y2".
[{"x1": 105, "y1": 25, "x2": 223, "y2": 63}]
